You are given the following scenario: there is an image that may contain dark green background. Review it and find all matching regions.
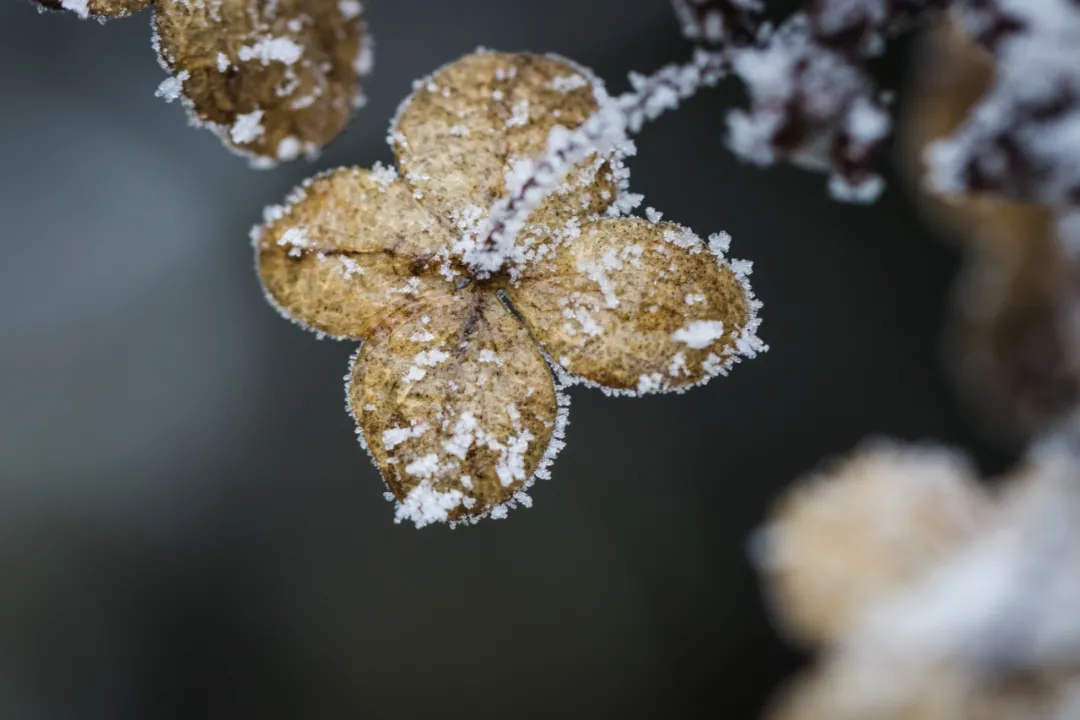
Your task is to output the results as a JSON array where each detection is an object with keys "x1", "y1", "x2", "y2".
[{"x1": 0, "y1": 1, "x2": 1012, "y2": 717}]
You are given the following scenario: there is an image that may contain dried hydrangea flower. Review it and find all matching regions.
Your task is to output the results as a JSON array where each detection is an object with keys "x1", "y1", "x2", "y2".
[
  {"x1": 769, "y1": 658, "x2": 1080, "y2": 720},
  {"x1": 252, "y1": 51, "x2": 765, "y2": 528},
  {"x1": 760, "y1": 441, "x2": 1080, "y2": 719},
  {"x1": 903, "y1": 14, "x2": 1080, "y2": 438},
  {"x1": 35, "y1": 0, "x2": 150, "y2": 20},
  {"x1": 153, "y1": 0, "x2": 371, "y2": 165},
  {"x1": 754, "y1": 441, "x2": 992, "y2": 646}
]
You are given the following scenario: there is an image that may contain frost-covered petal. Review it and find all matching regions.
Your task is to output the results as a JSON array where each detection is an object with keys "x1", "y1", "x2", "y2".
[
  {"x1": 153, "y1": 0, "x2": 370, "y2": 164},
  {"x1": 503, "y1": 217, "x2": 763, "y2": 395},
  {"x1": 755, "y1": 441, "x2": 993, "y2": 647},
  {"x1": 348, "y1": 290, "x2": 563, "y2": 527},
  {"x1": 391, "y1": 52, "x2": 618, "y2": 234},
  {"x1": 36, "y1": 0, "x2": 150, "y2": 19},
  {"x1": 254, "y1": 167, "x2": 457, "y2": 339}
]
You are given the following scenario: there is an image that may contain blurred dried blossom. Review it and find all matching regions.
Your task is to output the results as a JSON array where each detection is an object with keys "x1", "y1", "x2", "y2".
[
  {"x1": 901, "y1": 13, "x2": 1080, "y2": 440},
  {"x1": 757, "y1": 440, "x2": 1080, "y2": 719}
]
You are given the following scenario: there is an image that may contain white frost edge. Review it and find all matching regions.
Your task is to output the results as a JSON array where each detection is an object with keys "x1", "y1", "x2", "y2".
[
  {"x1": 343, "y1": 345, "x2": 572, "y2": 529},
  {"x1": 149, "y1": 5, "x2": 374, "y2": 169}
]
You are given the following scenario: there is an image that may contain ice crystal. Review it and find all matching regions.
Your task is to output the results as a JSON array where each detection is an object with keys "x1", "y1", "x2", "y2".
[{"x1": 253, "y1": 52, "x2": 766, "y2": 527}]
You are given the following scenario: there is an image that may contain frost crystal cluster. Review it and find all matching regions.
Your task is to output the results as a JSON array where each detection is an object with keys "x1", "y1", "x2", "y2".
[
  {"x1": 672, "y1": 0, "x2": 945, "y2": 202},
  {"x1": 252, "y1": 52, "x2": 765, "y2": 528},
  {"x1": 756, "y1": 440, "x2": 1080, "y2": 720},
  {"x1": 673, "y1": 0, "x2": 1080, "y2": 211},
  {"x1": 927, "y1": 0, "x2": 1080, "y2": 227},
  {"x1": 36, "y1": 0, "x2": 372, "y2": 166}
]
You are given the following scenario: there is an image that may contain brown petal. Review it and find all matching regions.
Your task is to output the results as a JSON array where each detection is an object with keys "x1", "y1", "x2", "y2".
[
  {"x1": 348, "y1": 290, "x2": 563, "y2": 527},
  {"x1": 948, "y1": 220, "x2": 1080, "y2": 439},
  {"x1": 36, "y1": 0, "x2": 150, "y2": 19},
  {"x1": 756, "y1": 442, "x2": 993, "y2": 647},
  {"x1": 502, "y1": 217, "x2": 764, "y2": 394},
  {"x1": 254, "y1": 167, "x2": 458, "y2": 339},
  {"x1": 154, "y1": 0, "x2": 370, "y2": 164},
  {"x1": 391, "y1": 52, "x2": 618, "y2": 232}
]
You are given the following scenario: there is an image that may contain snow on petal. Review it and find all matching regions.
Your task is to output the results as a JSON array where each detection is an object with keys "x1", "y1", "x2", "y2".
[{"x1": 349, "y1": 292, "x2": 561, "y2": 526}]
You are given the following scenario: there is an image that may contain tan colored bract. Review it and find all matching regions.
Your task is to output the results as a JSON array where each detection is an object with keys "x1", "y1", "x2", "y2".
[
  {"x1": 757, "y1": 442, "x2": 992, "y2": 646},
  {"x1": 253, "y1": 51, "x2": 765, "y2": 528}
]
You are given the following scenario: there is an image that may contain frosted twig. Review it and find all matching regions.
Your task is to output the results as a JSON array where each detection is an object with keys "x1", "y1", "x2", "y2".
[{"x1": 465, "y1": 49, "x2": 729, "y2": 274}]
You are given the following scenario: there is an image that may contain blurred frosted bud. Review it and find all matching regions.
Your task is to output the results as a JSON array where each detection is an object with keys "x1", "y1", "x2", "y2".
[
  {"x1": 251, "y1": 52, "x2": 765, "y2": 527},
  {"x1": 34, "y1": 0, "x2": 150, "y2": 19},
  {"x1": 152, "y1": 0, "x2": 372, "y2": 166},
  {"x1": 754, "y1": 441, "x2": 993, "y2": 646},
  {"x1": 768, "y1": 658, "x2": 1080, "y2": 720},
  {"x1": 764, "y1": 444, "x2": 1080, "y2": 719}
]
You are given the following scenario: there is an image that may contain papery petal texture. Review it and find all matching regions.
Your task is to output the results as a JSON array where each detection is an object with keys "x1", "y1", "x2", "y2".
[{"x1": 348, "y1": 291, "x2": 562, "y2": 527}]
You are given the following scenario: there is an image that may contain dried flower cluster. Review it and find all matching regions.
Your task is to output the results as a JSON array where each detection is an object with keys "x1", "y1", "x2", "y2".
[
  {"x1": 902, "y1": 14, "x2": 1080, "y2": 439},
  {"x1": 756, "y1": 440, "x2": 1080, "y2": 719},
  {"x1": 35, "y1": 0, "x2": 372, "y2": 165},
  {"x1": 252, "y1": 51, "x2": 765, "y2": 527}
]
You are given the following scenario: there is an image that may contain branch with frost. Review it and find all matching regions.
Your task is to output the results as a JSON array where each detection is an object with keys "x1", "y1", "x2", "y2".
[
  {"x1": 465, "y1": 50, "x2": 729, "y2": 274},
  {"x1": 927, "y1": 0, "x2": 1080, "y2": 221}
]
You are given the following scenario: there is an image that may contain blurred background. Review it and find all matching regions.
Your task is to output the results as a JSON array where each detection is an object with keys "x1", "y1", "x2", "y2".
[{"x1": 0, "y1": 0, "x2": 1018, "y2": 717}]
